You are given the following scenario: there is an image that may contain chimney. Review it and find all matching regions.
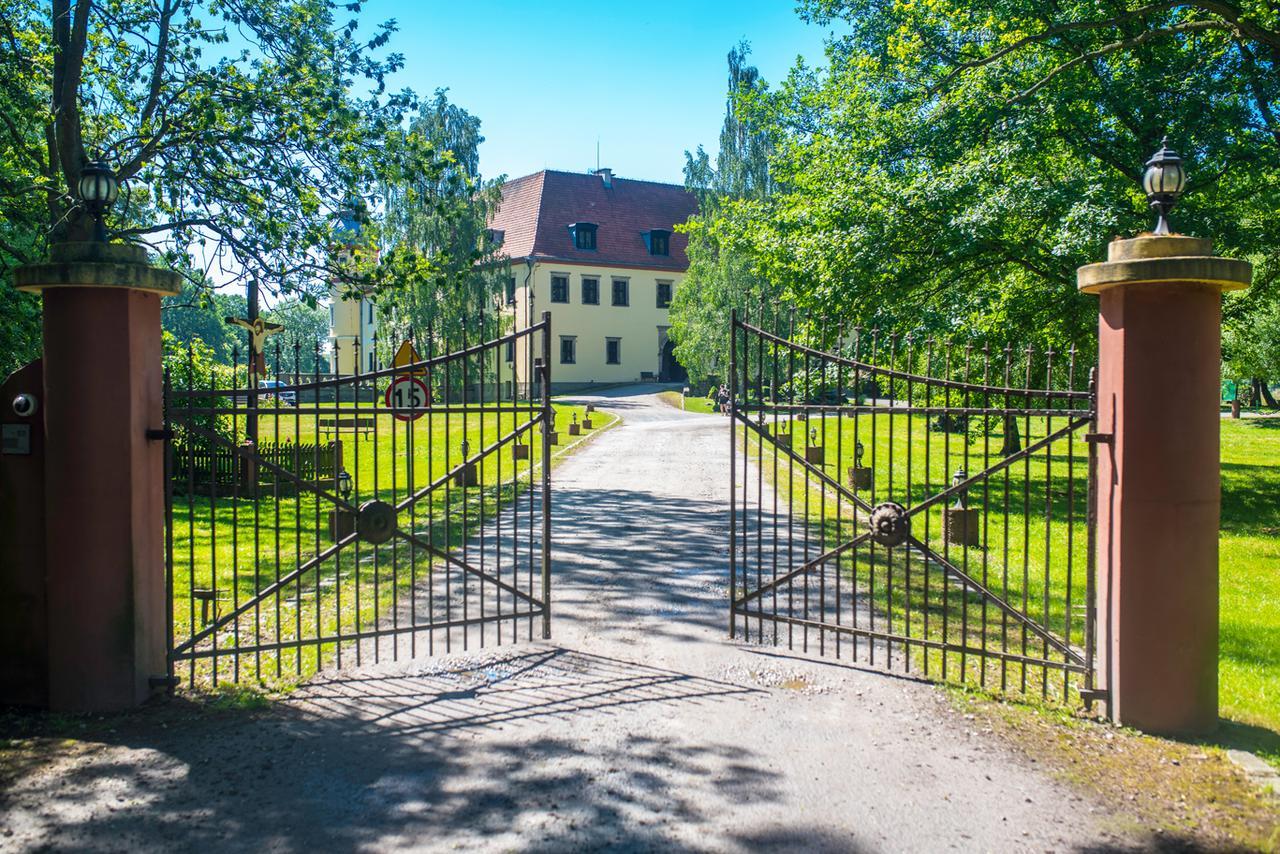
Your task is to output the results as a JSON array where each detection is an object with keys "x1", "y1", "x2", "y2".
[{"x1": 595, "y1": 168, "x2": 613, "y2": 188}]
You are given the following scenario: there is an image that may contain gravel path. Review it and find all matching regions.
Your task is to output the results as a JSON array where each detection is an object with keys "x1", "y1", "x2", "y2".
[{"x1": 1, "y1": 388, "x2": 1129, "y2": 852}]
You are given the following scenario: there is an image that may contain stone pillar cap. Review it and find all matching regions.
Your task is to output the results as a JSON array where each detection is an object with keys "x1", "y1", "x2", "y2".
[
  {"x1": 15, "y1": 241, "x2": 183, "y2": 296},
  {"x1": 1077, "y1": 234, "x2": 1251, "y2": 295}
]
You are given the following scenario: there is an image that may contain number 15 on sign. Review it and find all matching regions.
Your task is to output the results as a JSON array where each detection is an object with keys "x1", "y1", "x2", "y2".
[{"x1": 385, "y1": 375, "x2": 430, "y2": 421}]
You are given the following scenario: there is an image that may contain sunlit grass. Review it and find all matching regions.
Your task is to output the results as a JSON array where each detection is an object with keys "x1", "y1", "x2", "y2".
[
  {"x1": 169, "y1": 401, "x2": 614, "y2": 688},
  {"x1": 738, "y1": 408, "x2": 1092, "y2": 704}
]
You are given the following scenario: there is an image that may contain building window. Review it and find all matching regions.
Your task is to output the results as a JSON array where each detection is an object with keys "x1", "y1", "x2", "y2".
[
  {"x1": 656, "y1": 281, "x2": 673, "y2": 309},
  {"x1": 368, "y1": 351, "x2": 375, "y2": 371},
  {"x1": 581, "y1": 277, "x2": 599, "y2": 305},
  {"x1": 505, "y1": 276, "x2": 516, "y2": 306},
  {"x1": 329, "y1": 305, "x2": 335, "y2": 325},
  {"x1": 551, "y1": 275, "x2": 569, "y2": 303},
  {"x1": 568, "y1": 222, "x2": 597, "y2": 251},
  {"x1": 606, "y1": 338, "x2": 621, "y2": 365},
  {"x1": 485, "y1": 228, "x2": 505, "y2": 247},
  {"x1": 645, "y1": 229, "x2": 670, "y2": 256},
  {"x1": 367, "y1": 301, "x2": 374, "y2": 324},
  {"x1": 560, "y1": 336, "x2": 576, "y2": 364},
  {"x1": 611, "y1": 278, "x2": 629, "y2": 306},
  {"x1": 505, "y1": 339, "x2": 515, "y2": 362}
]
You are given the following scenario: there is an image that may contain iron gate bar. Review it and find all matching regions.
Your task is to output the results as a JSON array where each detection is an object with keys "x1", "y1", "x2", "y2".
[
  {"x1": 737, "y1": 415, "x2": 876, "y2": 515},
  {"x1": 169, "y1": 407, "x2": 546, "y2": 526},
  {"x1": 166, "y1": 314, "x2": 555, "y2": 684},
  {"x1": 389, "y1": 528, "x2": 542, "y2": 607},
  {"x1": 903, "y1": 535, "x2": 1085, "y2": 666},
  {"x1": 172, "y1": 611, "x2": 548, "y2": 662},
  {"x1": 730, "y1": 608, "x2": 1090, "y2": 673},
  {"x1": 391, "y1": 413, "x2": 545, "y2": 515},
  {"x1": 733, "y1": 529, "x2": 875, "y2": 607},
  {"x1": 729, "y1": 313, "x2": 1097, "y2": 702},
  {"x1": 741, "y1": 323, "x2": 1092, "y2": 401},
  {"x1": 904, "y1": 416, "x2": 1092, "y2": 520},
  {"x1": 169, "y1": 326, "x2": 546, "y2": 402}
]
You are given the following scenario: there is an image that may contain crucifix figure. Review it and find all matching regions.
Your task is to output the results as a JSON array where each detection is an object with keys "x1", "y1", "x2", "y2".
[{"x1": 225, "y1": 314, "x2": 284, "y2": 377}]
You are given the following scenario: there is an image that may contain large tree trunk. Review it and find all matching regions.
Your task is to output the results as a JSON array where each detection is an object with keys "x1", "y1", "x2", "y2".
[
  {"x1": 1254, "y1": 378, "x2": 1279, "y2": 408},
  {"x1": 999, "y1": 414, "x2": 1021, "y2": 455}
]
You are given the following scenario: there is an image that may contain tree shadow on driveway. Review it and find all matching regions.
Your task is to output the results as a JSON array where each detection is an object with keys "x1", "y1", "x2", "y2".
[{"x1": 1, "y1": 647, "x2": 873, "y2": 852}]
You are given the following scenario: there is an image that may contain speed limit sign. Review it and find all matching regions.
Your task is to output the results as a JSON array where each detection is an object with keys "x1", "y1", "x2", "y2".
[{"x1": 385, "y1": 375, "x2": 430, "y2": 422}]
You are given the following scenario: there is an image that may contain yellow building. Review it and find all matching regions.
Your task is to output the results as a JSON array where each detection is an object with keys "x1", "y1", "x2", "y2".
[
  {"x1": 327, "y1": 208, "x2": 378, "y2": 375},
  {"x1": 488, "y1": 169, "x2": 698, "y2": 393}
]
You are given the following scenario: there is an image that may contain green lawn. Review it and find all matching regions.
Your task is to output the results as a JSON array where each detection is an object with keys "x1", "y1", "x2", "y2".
[
  {"x1": 169, "y1": 400, "x2": 614, "y2": 688},
  {"x1": 738, "y1": 409, "x2": 1091, "y2": 702},
  {"x1": 1218, "y1": 418, "x2": 1280, "y2": 764},
  {"x1": 739, "y1": 411, "x2": 1280, "y2": 762},
  {"x1": 657, "y1": 389, "x2": 720, "y2": 414}
]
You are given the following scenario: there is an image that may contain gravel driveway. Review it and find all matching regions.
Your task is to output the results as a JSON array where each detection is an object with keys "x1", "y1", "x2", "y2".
[{"x1": 1, "y1": 387, "x2": 1131, "y2": 852}]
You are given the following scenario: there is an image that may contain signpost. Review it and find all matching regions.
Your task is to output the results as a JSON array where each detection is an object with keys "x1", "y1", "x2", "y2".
[
  {"x1": 386, "y1": 338, "x2": 431, "y2": 422},
  {"x1": 385, "y1": 375, "x2": 430, "y2": 421},
  {"x1": 391, "y1": 340, "x2": 426, "y2": 375}
]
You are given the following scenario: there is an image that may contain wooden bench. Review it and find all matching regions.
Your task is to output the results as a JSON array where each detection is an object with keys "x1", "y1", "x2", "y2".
[{"x1": 319, "y1": 416, "x2": 376, "y2": 440}]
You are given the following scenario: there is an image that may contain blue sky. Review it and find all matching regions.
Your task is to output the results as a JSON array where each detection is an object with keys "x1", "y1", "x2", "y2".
[{"x1": 361, "y1": 1, "x2": 836, "y2": 186}]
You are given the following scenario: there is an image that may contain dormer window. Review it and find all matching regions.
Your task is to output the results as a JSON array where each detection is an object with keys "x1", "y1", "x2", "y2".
[
  {"x1": 568, "y1": 222, "x2": 597, "y2": 251},
  {"x1": 643, "y1": 229, "x2": 670, "y2": 256},
  {"x1": 485, "y1": 228, "x2": 505, "y2": 248}
]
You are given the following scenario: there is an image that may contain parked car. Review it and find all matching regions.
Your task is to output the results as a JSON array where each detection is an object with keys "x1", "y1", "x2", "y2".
[{"x1": 259, "y1": 379, "x2": 296, "y2": 406}]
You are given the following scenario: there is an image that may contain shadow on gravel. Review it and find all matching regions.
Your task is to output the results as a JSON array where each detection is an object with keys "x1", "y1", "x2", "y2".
[
  {"x1": 1, "y1": 648, "x2": 791, "y2": 851},
  {"x1": 549, "y1": 485, "x2": 734, "y2": 642}
]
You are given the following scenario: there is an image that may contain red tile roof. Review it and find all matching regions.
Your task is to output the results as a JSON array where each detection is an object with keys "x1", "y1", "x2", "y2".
[{"x1": 488, "y1": 170, "x2": 698, "y2": 271}]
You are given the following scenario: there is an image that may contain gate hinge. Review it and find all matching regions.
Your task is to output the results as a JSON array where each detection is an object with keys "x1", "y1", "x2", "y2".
[
  {"x1": 1079, "y1": 687, "x2": 1109, "y2": 705},
  {"x1": 145, "y1": 427, "x2": 173, "y2": 441},
  {"x1": 1083, "y1": 432, "x2": 1113, "y2": 445},
  {"x1": 149, "y1": 674, "x2": 180, "y2": 691}
]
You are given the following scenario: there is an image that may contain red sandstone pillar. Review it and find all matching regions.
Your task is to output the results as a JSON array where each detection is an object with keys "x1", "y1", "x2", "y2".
[
  {"x1": 16, "y1": 243, "x2": 181, "y2": 712},
  {"x1": 1078, "y1": 235, "x2": 1250, "y2": 734}
]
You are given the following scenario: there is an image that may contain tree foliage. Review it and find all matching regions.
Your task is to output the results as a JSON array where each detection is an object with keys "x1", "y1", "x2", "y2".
[
  {"x1": 679, "y1": 1, "x2": 1280, "y2": 369},
  {"x1": 376, "y1": 91, "x2": 509, "y2": 358},
  {"x1": 1, "y1": 0, "x2": 454, "y2": 370},
  {"x1": 670, "y1": 43, "x2": 781, "y2": 385}
]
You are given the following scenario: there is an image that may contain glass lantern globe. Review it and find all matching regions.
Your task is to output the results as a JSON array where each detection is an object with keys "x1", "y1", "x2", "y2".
[{"x1": 1142, "y1": 138, "x2": 1187, "y2": 235}]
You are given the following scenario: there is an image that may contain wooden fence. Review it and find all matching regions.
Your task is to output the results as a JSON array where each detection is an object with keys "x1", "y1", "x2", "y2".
[{"x1": 171, "y1": 440, "x2": 342, "y2": 495}]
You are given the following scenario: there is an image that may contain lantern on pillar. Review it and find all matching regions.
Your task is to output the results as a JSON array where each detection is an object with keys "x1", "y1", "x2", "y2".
[
  {"x1": 1142, "y1": 138, "x2": 1187, "y2": 236},
  {"x1": 78, "y1": 160, "x2": 120, "y2": 243}
]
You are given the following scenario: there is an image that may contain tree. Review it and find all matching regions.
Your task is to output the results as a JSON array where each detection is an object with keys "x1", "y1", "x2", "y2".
[
  {"x1": 687, "y1": 1, "x2": 1278, "y2": 364},
  {"x1": 263, "y1": 298, "x2": 330, "y2": 374},
  {"x1": 161, "y1": 279, "x2": 245, "y2": 365},
  {"x1": 1224, "y1": 294, "x2": 1280, "y2": 407},
  {"x1": 0, "y1": 0, "x2": 453, "y2": 375},
  {"x1": 376, "y1": 90, "x2": 509, "y2": 360},
  {"x1": 670, "y1": 43, "x2": 781, "y2": 385}
]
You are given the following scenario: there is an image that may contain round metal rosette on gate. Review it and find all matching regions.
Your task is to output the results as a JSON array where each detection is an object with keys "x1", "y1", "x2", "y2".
[
  {"x1": 868, "y1": 501, "x2": 910, "y2": 548},
  {"x1": 357, "y1": 500, "x2": 398, "y2": 545}
]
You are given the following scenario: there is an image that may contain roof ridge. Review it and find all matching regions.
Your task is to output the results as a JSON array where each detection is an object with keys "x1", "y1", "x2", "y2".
[{"x1": 505, "y1": 168, "x2": 690, "y2": 191}]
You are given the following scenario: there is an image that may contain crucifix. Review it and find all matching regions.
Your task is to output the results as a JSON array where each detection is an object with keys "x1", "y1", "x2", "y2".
[
  {"x1": 224, "y1": 276, "x2": 284, "y2": 448},
  {"x1": 224, "y1": 314, "x2": 284, "y2": 377}
]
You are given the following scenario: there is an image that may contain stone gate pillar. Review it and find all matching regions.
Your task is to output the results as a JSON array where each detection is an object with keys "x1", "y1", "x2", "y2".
[
  {"x1": 1078, "y1": 235, "x2": 1250, "y2": 734},
  {"x1": 16, "y1": 242, "x2": 182, "y2": 712}
]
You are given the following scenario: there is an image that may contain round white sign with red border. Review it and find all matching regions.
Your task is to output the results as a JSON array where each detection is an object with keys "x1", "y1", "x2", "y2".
[{"x1": 385, "y1": 375, "x2": 430, "y2": 421}]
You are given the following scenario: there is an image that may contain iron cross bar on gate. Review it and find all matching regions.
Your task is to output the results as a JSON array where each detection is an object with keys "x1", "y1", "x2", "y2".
[
  {"x1": 731, "y1": 404, "x2": 1091, "y2": 668},
  {"x1": 166, "y1": 411, "x2": 548, "y2": 660}
]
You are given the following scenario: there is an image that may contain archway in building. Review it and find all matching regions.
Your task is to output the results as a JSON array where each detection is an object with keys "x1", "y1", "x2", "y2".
[{"x1": 659, "y1": 339, "x2": 687, "y2": 383}]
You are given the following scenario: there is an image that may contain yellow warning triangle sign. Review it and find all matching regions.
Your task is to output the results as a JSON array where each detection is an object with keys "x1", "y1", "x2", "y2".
[{"x1": 392, "y1": 340, "x2": 425, "y2": 374}]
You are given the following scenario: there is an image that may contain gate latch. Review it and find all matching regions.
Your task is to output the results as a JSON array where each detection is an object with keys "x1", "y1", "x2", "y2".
[
  {"x1": 1084, "y1": 432, "x2": 1113, "y2": 445},
  {"x1": 145, "y1": 427, "x2": 173, "y2": 441}
]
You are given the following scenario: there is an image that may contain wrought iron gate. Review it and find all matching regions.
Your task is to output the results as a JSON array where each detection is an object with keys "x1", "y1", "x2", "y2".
[
  {"x1": 728, "y1": 312, "x2": 1101, "y2": 704},
  {"x1": 164, "y1": 314, "x2": 554, "y2": 688}
]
